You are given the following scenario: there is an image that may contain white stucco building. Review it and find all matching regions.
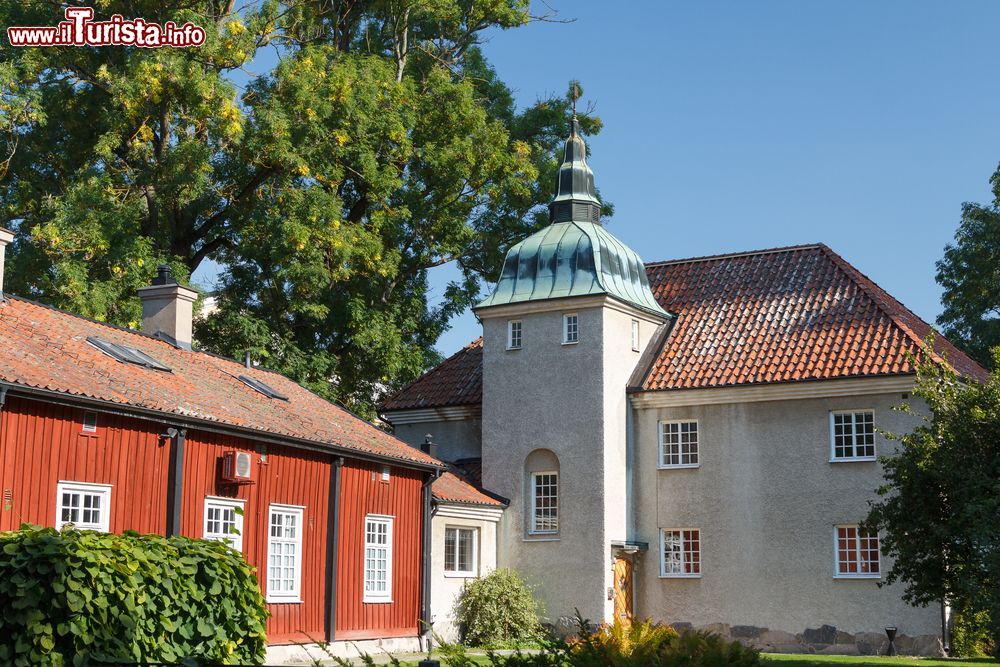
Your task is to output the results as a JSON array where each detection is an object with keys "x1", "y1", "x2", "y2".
[{"x1": 387, "y1": 119, "x2": 988, "y2": 656}]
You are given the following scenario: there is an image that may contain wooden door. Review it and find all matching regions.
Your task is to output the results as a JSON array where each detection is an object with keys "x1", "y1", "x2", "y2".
[{"x1": 613, "y1": 556, "x2": 634, "y2": 623}]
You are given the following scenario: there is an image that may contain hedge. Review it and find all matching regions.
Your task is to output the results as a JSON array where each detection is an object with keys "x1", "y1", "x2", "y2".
[{"x1": 0, "y1": 524, "x2": 268, "y2": 666}]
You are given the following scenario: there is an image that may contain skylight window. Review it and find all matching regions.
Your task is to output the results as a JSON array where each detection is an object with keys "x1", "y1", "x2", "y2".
[
  {"x1": 239, "y1": 375, "x2": 289, "y2": 401},
  {"x1": 87, "y1": 337, "x2": 172, "y2": 372}
]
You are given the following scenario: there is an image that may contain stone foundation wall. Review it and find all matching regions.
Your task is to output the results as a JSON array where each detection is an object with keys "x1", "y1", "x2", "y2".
[{"x1": 670, "y1": 623, "x2": 944, "y2": 657}]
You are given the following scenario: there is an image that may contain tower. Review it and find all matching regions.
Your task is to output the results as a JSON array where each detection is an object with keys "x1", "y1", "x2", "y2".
[{"x1": 475, "y1": 115, "x2": 669, "y2": 627}]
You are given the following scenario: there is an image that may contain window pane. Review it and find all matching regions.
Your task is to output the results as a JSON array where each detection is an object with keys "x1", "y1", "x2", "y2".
[
  {"x1": 532, "y1": 473, "x2": 558, "y2": 533},
  {"x1": 458, "y1": 529, "x2": 474, "y2": 572},
  {"x1": 444, "y1": 529, "x2": 456, "y2": 571}
]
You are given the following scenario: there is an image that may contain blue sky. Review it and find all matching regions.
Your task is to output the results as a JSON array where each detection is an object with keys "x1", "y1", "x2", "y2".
[
  {"x1": 427, "y1": 0, "x2": 1000, "y2": 356},
  {"x1": 196, "y1": 1, "x2": 1000, "y2": 359}
]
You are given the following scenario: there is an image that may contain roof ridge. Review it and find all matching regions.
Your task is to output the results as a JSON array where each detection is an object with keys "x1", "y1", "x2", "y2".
[
  {"x1": 644, "y1": 243, "x2": 824, "y2": 268},
  {"x1": 815, "y1": 244, "x2": 946, "y2": 365}
]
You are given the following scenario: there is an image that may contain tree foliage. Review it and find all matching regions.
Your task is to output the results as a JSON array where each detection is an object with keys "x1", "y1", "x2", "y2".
[
  {"x1": 937, "y1": 164, "x2": 1000, "y2": 370},
  {"x1": 865, "y1": 346, "x2": 1000, "y2": 658},
  {"x1": 0, "y1": 1, "x2": 605, "y2": 415}
]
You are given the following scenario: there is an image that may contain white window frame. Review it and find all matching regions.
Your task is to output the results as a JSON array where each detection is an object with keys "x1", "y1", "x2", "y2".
[
  {"x1": 82, "y1": 411, "x2": 98, "y2": 434},
  {"x1": 267, "y1": 504, "x2": 305, "y2": 603},
  {"x1": 562, "y1": 313, "x2": 579, "y2": 345},
  {"x1": 380, "y1": 465, "x2": 391, "y2": 482},
  {"x1": 444, "y1": 525, "x2": 479, "y2": 578},
  {"x1": 55, "y1": 481, "x2": 112, "y2": 532},
  {"x1": 659, "y1": 528, "x2": 701, "y2": 578},
  {"x1": 833, "y1": 524, "x2": 881, "y2": 579},
  {"x1": 507, "y1": 320, "x2": 522, "y2": 350},
  {"x1": 363, "y1": 514, "x2": 394, "y2": 603},
  {"x1": 203, "y1": 496, "x2": 245, "y2": 552},
  {"x1": 528, "y1": 471, "x2": 559, "y2": 535},
  {"x1": 658, "y1": 420, "x2": 700, "y2": 469},
  {"x1": 830, "y1": 410, "x2": 876, "y2": 462},
  {"x1": 631, "y1": 319, "x2": 640, "y2": 352}
]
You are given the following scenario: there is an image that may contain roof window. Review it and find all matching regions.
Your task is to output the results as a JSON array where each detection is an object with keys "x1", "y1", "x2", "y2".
[
  {"x1": 87, "y1": 336, "x2": 172, "y2": 372},
  {"x1": 239, "y1": 375, "x2": 289, "y2": 401}
]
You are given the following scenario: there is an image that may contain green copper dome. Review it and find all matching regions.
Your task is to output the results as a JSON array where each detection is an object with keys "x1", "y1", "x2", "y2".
[{"x1": 476, "y1": 118, "x2": 668, "y2": 318}]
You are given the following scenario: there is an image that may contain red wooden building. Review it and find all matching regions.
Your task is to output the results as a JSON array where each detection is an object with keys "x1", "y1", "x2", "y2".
[{"x1": 0, "y1": 232, "x2": 457, "y2": 647}]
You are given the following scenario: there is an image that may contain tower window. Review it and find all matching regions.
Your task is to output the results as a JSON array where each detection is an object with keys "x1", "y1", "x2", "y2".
[
  {"x1": 631, "y1": 320, "x2": 640, "y2": 351},
  {"x1": 529, "y1": 471, "x2": 559, "y2": 534},
  {"x1": 507, "y1": 320, "x2": 522, "y2": 350},
  {"x1": 562, "y1": 314, "x2": 578, "y2": 344}
]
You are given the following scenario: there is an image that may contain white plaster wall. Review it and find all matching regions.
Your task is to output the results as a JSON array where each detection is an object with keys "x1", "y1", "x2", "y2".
[
  {"x1": 481, "y1": 299, "x2": 664, "y2": 627},
  {"x1": 631, "y1": 390, "x2": 940, "y2": 638},
  {"x1": 429, "y1": 510, "x2": 498, "y2": 641},
  {"x1": 393, "y1": 419, "x2": 483, "y2": 462}
]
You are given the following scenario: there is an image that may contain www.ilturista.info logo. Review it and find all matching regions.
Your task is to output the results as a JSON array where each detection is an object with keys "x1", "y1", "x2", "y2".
[{"x1": 7, "y1": 7, "x2": 206, "y2": 47}]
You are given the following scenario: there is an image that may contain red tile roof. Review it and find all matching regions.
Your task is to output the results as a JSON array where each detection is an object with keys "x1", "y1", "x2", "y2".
[
  {"x1": 639, "y1": 244, "x2": 987, "y2": 390},
  {"x1": 432, "y1": 466, "x2": 505, "y2": 507},
  {"x1": 0, "y1": 296, "x2": 439, "y2": 467},
  {"x1": 382, "y1": 244, "x2": 988, "y2": 409},
  {"x1": 381, "y1": 338, "x2": 483, "y2": 411}
]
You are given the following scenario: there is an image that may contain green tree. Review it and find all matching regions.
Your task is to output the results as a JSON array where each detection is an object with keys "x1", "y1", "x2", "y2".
[
  {"x1": 865, "y1": 346, "x2": 1000, "y2": 657},
  {"x1": 936, "y1": 165, "x2": 1000, "y2": 370},
  {"x1": 0, "y1": 2, "x2": 606, "y2": 415}
]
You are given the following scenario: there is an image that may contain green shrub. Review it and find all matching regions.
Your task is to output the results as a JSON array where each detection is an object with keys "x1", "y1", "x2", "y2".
[
  {"x1": 952, "y1": 606, "x2": 995, "y2": 658},
  {"x1": 455, "y1": 569, "x2": 542, "y2": 648},
  {"x1": 438, "y1": 612, "x2": 759, "y2": 667},
  {"x1": 0, "y1": 524, "x2": 268, "y2": 665}
]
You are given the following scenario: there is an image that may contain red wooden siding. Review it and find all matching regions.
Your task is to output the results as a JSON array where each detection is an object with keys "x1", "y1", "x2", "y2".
[
  {"x1": 0, "y1": 394, "x2": 429, "y2": 646},
  {"x1": 0, "y1": 396, "x2": 168, "y2": 534},
  {"x1": 181, "y1": 430, "x2": 332, "y2": 645},
  {"x1": 335, "y1": 460, "x2": 424, "y2": 640}
]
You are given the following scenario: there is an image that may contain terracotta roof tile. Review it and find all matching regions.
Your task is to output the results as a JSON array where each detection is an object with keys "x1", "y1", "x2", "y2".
[
  {"x1": 639, "y1": 244, "x2": 987, "y2": 390},
  {"x1": 381, "y1": 338, "x2": 483, "y2": 411},
  {"x1": 384, "y1": 244, "x2": 988, "y2": 408},
  {"x1": 431, "y1": 463, "x2": 505, "y2": 507},
  {"x1": 0, "y1": 296, "x2": 438, "y2": 467}
]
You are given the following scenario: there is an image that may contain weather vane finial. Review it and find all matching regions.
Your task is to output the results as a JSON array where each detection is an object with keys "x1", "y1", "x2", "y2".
[{"x1": 569, "y1": 80, "x2": 581, "y2": 120}]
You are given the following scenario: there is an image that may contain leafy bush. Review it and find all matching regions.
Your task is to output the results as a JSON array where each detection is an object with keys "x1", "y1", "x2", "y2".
[
  {"x1": 569, "y1": 614, "x2": 678, "y2": 665},
  {"x1": 0, "y1": 525, "x2": 268, "y2": 665},
  {"x1": 953, "y1": 607, "x2": 995, "y2": 658},
  {"x1": 455, "y1": 569, "x2": 542, "y2": 647},
  {"x1": 437, "y1": 612, "x2": 759, "y2": 667}
]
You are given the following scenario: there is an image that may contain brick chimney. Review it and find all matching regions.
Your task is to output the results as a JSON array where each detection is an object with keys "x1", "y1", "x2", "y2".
[
  {"x1": 137, "y1": 265, "x2": 198, "y2": 350},
  {"x1": 0, "y1": 227, "x2": 13, "y2": 298}
]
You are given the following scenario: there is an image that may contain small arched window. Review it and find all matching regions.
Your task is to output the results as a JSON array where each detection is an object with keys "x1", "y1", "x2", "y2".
[{"x1": 524, "y1": 449, "x2": 559, "y2": 536}]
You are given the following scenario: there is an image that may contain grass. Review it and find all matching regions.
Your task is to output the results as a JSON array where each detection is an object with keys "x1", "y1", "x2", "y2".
[{"x1": 764, "y1": 654, "x2": 997, "y2": 667}]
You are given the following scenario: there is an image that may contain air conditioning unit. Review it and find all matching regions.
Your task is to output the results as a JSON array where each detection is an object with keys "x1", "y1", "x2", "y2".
[{"x1": 222, "y1": 450, "x2": 254, "y2": 484}]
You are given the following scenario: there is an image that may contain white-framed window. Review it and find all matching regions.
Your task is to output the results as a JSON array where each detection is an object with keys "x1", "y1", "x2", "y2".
[
  {"x1": 660, "y1": 528, "x2": 701, "y2": 577},
  {"x1": 835, "y1": 525, "x2": 880, "y2": 578},
  {"x1": 529, "y1": 471, "x2": 558, "y2": 534},
  {"x1": 82, "y1": 411, "x2": 98, "y2": 434},
  {"x1": 267, "y1": 504, "x2": 304, "y2": 602},
  {"x1": 381, "y1": 465, "x2": 391, "y2": 482},
  {"x1": 204, "y1": 496, "x2": 245, "y2": 552},
  {"x1": 507, "y1": 320, "x2": 522, "y2": 350},
  {"x1": 56, "y1": 481, "x2": 111, "y2": 532},
  {"x1": 830, "y1": 410, "x2": 876, "y2": 461},
  {"x1": 659, "y1": 420, "x2": 699, "y2": 468},
  {"x1": 631, "y1": 320, "x2": 640, "y2": 352},
  {"x1": 562, "y1": 314, "x2": 578, "y2": 344},
  {"x1": 364, "y1": 514, "x2": 393, "y2": 603},
  {"x1": 444, "y1": 526, "x2": 479, "y2": 577}
]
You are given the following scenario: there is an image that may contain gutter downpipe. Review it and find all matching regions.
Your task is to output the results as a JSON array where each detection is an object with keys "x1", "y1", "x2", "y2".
[
  {"x1": 326, "y1": 456, "x2": 345, "y2": 643},
  {"x1": 165, "y1": 427, "x2": 186, "y2": 536},
  {"x1": 420, "y1": 468, "x2": 441, "y2": 652}
]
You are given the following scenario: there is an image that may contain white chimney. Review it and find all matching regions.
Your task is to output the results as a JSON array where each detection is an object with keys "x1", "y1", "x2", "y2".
[
  {"x1": 137, "y1": 265, "x2": 198, "y2": 350},
  {"x1": 0, "y1": 227, "x2": 13, "y2": 298}
]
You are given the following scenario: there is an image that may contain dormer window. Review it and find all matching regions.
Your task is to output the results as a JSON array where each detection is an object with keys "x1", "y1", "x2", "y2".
[
  {"x1": 507, "y1": 320, "x2": 522, "y2": 350},
  {"x1": 562, "y1": 314, "x2": 578, "y2": 345}
]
